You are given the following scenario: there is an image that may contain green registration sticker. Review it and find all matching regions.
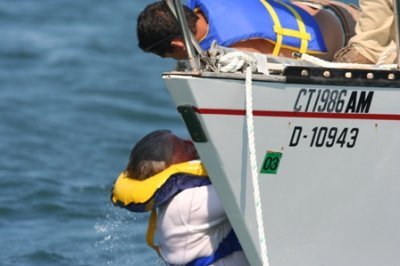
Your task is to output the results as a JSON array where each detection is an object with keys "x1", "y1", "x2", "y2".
[{"x1": 260, "y1": 151, "x2": 282, "y2": 174}]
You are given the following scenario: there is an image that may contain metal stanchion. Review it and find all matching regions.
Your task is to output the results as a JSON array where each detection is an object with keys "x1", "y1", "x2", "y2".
[
  {"x1": 165, "y1": 0, "x2": 201, "y2": 71},
  {"x1": 165, "y1": 0, "x2": 203, "y2": 56}
]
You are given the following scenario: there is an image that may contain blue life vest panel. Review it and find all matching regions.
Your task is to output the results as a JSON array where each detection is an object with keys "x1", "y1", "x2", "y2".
[
  {"x1": 186, "y1": 229, "x2": 242, "y2": 266},
  {"x1": 185, "y1": 0, "x2": 327, "y2": 54}
]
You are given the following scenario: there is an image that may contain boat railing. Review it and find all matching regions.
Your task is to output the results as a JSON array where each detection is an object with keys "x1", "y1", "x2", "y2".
[{"x1": 165, "y1": 0, "x2": 202, "y2": 71}]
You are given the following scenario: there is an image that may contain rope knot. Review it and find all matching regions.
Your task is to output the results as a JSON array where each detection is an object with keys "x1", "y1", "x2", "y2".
[{"x1": 217, "y1": 51, "x2": 257, "y2": 73}]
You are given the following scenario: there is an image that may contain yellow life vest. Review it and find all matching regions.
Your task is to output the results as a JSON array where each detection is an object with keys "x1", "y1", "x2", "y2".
[
  {"x1": 111, "y1": 160, "x2": 209, "y2": 255},
  {"x1": 111, "y1": 160, "x2": 208, "y2": 208}
]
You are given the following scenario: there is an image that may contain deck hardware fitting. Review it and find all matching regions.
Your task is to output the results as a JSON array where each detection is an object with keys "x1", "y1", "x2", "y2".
[
  {"x1": 323, "y1": 70, "x2": 331, "y2": 78},
  {"x1": 301, "y1": 69, "x2": 309, "y2": 77},
  {"x1": 344, "y1": 72, "x2": 352, "y2": 79}
]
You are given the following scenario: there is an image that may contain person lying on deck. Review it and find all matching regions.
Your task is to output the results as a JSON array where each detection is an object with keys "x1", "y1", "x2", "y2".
[
  {"x1": 334, "y1": 0, "x2": 397, "y2": 64},
  {"x1": 137, "y1": 0, "x2": 359, "y2": 61},
  {"x1": 111, "y1": 130, "x2": 250, "y2": 265}
]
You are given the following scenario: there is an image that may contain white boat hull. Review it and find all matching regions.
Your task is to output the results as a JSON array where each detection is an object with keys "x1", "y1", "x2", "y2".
[{"x1": 164, "y1": 71, "x2": 400, "y2": 266}]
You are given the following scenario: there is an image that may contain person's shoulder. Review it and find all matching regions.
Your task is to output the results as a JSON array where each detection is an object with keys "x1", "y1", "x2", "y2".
[
  {"x1": 174, "y1": 184, "x2": 214, "y2": 200},
  {"x1": 170, "y1": 184, "x2": 215, "y2": 211}
]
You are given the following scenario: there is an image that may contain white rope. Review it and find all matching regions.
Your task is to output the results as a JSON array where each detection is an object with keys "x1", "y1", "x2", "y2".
[
  {"x1": 217, "y1": 51, "x2": 257, "y2": 73},
  {"x1": 216, "y1": 51, "x2": 270, "y2": 265},
  {"x1": 300, "y1": 53, "x2": 397, "y2": 70},
  {"x1": 245, "y1": 65, "x2": 270, "y2": 266}
]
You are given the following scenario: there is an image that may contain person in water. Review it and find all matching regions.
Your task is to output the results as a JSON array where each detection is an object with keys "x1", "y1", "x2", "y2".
[
  {"x1": 137, "y1": 0, "x2": 359, "y2": 61},
  {"x1": 111, "y1": 130, "x2": 249, "y2": 265},
  {"x1": 334, "y1": 0, "x2": 397, "y2": 64}
]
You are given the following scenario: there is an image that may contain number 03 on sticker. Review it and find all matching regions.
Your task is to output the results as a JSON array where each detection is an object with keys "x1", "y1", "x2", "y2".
[{"x1": 260, "y1": 151, "x2": 282, "y2": 175}]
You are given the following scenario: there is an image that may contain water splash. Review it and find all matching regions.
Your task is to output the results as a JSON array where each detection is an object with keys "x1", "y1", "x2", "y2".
[{"x1": 93, "y1": 204, "x2": 162, "y2": 265}]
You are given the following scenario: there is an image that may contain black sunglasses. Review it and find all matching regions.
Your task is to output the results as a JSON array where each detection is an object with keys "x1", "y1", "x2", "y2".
[{"x1": 143, "y1": 35, "x2": 175, "y2": 53}]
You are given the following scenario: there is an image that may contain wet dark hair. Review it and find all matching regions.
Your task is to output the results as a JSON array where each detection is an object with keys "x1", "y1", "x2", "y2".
[
  {"x1": 137, "y1": 1, "x2": 198, "y2": 56},
  {"x1": 125, "y1": 130, "x2": 174, "y2": 180}
]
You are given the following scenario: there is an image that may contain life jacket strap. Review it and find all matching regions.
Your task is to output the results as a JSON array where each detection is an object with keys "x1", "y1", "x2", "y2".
[
  {"x1": 146, "y1": 209, "x2": 160, "y2": 256},
  {"x1": 260, "y1": 0, "x2": 311, "y2": 55}
]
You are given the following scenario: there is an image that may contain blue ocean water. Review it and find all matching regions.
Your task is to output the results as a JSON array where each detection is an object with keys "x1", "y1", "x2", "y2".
[{"x1": 0, "y1": 0, "x2": 358, "y2": 265}]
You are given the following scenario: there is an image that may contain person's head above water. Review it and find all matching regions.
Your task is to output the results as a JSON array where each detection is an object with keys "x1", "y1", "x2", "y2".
[
  {"x1": 137, "y1": 1, "x2": 200, "y2": 59},
  {"x1": 125, "y1": 130, "x2": 198, "y2": 180}
]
